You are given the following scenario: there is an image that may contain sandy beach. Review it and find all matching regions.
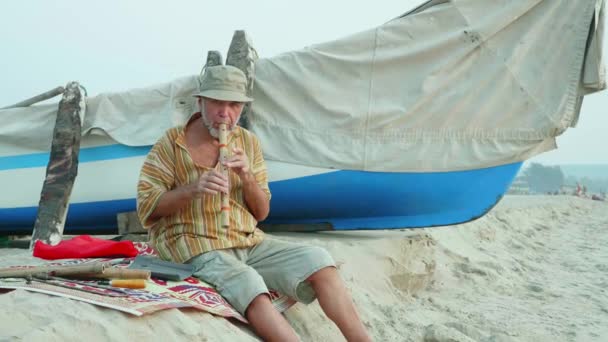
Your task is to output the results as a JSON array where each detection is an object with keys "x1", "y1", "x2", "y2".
[{"x1": 0, "y1": 195, "x2": 606, "y2": 341}]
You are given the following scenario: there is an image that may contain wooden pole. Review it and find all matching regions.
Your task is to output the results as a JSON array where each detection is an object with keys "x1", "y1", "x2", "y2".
[
  {"x1": 30, "y1": 82, "x2": 84, "y2": 249},
  {"x1": 218, "y1": 123, "x2": 230, "y2": 228},
  {"x1": 226, "y1": 30, "x2": 258, "y2": 128},
  {"x1": 1, "y1": 86, "x2": 65, "y2": 109},
  {"x1": 0, "y1": 263, "x2": 107, "y2": 279}
]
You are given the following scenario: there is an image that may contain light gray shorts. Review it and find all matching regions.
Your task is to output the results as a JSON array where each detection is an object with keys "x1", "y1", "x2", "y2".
[{"x1": 186, "y1": 238, "x2": 335, "y2": 315}]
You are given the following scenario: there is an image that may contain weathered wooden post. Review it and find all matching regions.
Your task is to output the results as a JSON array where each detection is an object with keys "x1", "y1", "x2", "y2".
[
  {"x1": 226, "y1": 30, "x2": 258, "y2": 128},
  {"x1": 205, "y1": 50, "x2": 223, "y2": 68},
  {"x1": 30, "y1": 82, "x2": 85, "y2": 249}
]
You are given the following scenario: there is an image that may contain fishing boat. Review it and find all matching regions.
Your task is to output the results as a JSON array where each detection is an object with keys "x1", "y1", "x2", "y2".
[{"x1": 1, "y1": 0, "x2": 604, "y2": 233}]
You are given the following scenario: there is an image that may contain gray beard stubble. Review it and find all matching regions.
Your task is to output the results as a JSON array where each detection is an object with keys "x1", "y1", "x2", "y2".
[{"x1": 200, "y1": 102, "x2": 241, "y2": 139}]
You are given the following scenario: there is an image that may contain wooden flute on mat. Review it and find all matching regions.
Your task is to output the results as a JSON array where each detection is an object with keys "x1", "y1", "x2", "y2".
[{"x1": 0, "y1": 262, "x2": 151, "y2": 280}]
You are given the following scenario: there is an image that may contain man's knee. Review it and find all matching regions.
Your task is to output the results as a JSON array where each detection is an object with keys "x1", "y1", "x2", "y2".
[
  {"x1": 245, "y1": 293, "x2": 272, "y2": 317},
  {"x1": 307, "y1": 265, "x2": 338, "y2": 283},
  {"x1": 190, "y1": 253, "x2": 269, "y2": 316},
  {"x1": 220, "y1": 268, "x2": 269, "y2": 315}
]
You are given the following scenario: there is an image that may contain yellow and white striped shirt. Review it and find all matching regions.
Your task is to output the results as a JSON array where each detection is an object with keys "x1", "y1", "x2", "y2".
[{"x1": 137, "y1": 120, "x2": 269, "y2": 263}]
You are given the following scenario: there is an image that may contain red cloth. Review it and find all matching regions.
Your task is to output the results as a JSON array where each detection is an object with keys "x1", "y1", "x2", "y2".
[{"x1": 33, "y1": 235, "x2": 139, "y2": 260}]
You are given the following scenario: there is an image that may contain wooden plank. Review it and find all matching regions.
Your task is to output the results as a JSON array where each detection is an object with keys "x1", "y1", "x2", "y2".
[
  {"x1": 258, "y1": 223, "x2": 335, "y2": 232},
  {"x1": 30, "y1": 82, "x2": 84, "y2": 249},
  {"x1": 114, "y1": 211, "x2": 336, "y2": 233},
  {"x1": 116, "y1": 211, "x2": 147, "y2": 235},
  {"x1": 226, "y1": 30, "x2": 258, "y2": 128}
]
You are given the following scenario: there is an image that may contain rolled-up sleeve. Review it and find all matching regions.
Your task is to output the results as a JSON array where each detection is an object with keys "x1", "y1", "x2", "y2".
[{"x1": 137, "y1": 132, "x2": 176, "y2": 229}]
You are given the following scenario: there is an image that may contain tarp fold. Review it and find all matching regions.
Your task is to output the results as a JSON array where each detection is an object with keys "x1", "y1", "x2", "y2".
[{"x1": 1, "y1": 0, "x2": 604, "y2": 172}]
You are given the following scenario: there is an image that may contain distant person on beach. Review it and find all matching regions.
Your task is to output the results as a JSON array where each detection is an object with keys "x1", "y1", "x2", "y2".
[{"x1": 136, "y1": 65, "x2": 371, "y2": 342}]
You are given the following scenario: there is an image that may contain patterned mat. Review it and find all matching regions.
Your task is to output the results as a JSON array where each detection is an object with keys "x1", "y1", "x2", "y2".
[{"x1": 0, "y1": 242, "x2": 296, "y2": 322}]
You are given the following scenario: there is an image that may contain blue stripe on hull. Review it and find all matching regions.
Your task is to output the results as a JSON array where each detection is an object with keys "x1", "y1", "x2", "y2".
[
  {"x1": 1, "y1": 199, "x2": 136, "y2": 234},
  {"x1": 264, "y1": 162, "x2": 521, "y2": 229},
  {"x1": 0, "y1": 162, "x2": 521, "y2": 233},
  {"x1": 0, "y1": 145, "x2": 151, "y2": 171}
]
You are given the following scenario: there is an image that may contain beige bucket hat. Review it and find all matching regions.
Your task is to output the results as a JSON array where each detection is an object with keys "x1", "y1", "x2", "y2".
[{"x1": 193, "y1": 65, "x2": 253, "y2": 102}]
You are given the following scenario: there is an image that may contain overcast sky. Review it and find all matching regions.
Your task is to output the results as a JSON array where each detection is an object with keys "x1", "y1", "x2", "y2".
[{"x1": 1, "y1": 0, "x2": 606, "y2": 165}]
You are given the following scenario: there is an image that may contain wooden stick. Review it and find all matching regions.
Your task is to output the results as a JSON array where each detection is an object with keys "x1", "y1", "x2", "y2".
[
  {"x1": 218, "y1": 123, "x2": 230, "y2": 228},
  {"x1": 98, "y1": 268, "x2": 151, "y2": 280},
  {"x1": 29, "y1": 82, "x2": 84, "y2": 249},
  {"x1": 58, "y1": 267, "x2": 151, "y2": 280},
  {"x1": 103, "y1": 279, "x2": 147, "y2": 289},
  {"x1": 0, "y1": 263, "x2": 108, "y2": 279},
  {"x1": 1, "y1": 86, "x2": 65, "y2": 109}
]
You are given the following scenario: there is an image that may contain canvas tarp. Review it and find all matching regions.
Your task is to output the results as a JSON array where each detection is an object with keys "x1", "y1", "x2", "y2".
[{"x1": 1, "y1": 0, "x2": 605, "y2": 172}]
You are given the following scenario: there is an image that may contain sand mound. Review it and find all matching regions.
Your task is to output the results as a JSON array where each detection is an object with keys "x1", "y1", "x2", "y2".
[{"x1": 1, "y1": 195, "x2": 606, "y2": 341}]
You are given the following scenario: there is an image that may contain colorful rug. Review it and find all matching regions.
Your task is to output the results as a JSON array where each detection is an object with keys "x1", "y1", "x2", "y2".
[{"x1": 0, "y1": 242, "x2": 296, "y2": 322}]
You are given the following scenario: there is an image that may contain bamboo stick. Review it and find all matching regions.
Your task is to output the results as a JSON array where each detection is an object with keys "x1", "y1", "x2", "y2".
[
  {"x1": 96, "y1": 268, "x2": 151, "y2": 280},
  {"x1": 104, "y1": 279, "x2": 147, "y2": 289},
  {"x1": 218, "y1": 123, "x2": 230, "y2": 228},
  {"x1": 57, "y1": 267, "x2": 151, "y2": 280},
  {"x1": 0, "y1": 263, "x2": 107, "y2": 279},
  {"x1": 1, "y1": 86, "x2": 65, "y2": 109}
]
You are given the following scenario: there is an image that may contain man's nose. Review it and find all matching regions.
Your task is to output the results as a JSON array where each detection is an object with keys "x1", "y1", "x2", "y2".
[{"x1": 217, "y1": 104, "x2": 230, "y2": 117}]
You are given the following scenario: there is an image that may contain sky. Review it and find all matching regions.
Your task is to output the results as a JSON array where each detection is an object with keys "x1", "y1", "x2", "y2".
[{"x1": 1, "y1": 0, "x2": 606, "y2": 165}]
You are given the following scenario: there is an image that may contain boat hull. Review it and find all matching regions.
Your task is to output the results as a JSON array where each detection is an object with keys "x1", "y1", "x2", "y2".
[
  {"x1": 0, "y1": 143, "x2": 521, "y2": 233},
  {"x1": 265, "y1": 163, "x2": 520, "y2": 229}
]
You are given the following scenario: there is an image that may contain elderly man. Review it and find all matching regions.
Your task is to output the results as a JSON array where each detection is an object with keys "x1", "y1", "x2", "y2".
[{"x1": 137, "y1": 65, "x2": 371, "y2": 341}]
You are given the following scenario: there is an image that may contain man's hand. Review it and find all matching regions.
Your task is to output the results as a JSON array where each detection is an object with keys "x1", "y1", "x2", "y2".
[
  {"x1": 224, "y1": 147, "x2": 251, "y2": 179},
  {"x1": 191, "y1": 170, "x2": 229, "y2": 197},
  {"x1": 224, "y1": 147, "x2": 269, "y2": 221}
]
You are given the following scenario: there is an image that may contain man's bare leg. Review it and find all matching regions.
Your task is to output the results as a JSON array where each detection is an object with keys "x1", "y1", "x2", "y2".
[
  {"x1": 308, "y1": 267, "x2": 372, "y2": 342},
  {"x1": 245, "y1": 294, "x2": 299, "y2": 342}
]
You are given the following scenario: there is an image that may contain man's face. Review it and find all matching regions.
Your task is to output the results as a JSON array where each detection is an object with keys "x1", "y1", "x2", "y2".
[{"x1": 199, "y1": 97, "x2": 244, "y2": 138}]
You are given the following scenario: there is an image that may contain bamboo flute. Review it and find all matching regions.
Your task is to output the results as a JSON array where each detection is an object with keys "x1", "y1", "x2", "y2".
[
  {"x1": 218, "y1": 123, "x2": 230, "y2": 228},
  {"x1": 0, "y1": 262, "x2": 108, "y2": 279},
  {"x1": 82, "y1": 268, "x2": 151, "y2": 280}
]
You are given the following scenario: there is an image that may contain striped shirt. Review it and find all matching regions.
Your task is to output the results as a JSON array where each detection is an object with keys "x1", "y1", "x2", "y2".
[{"x1": 137, "y1": 118, "x2": 269, "y2": 263}]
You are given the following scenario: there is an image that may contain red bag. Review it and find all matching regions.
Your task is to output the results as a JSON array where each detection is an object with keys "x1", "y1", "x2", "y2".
[{"x1": 33, "y1": 235, "x2": 138, "y2": 260}]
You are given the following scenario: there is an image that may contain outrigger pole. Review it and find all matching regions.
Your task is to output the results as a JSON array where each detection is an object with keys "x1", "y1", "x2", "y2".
[{"x1": 1, "y1": 86, "x2": 65, "y2": 109}]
